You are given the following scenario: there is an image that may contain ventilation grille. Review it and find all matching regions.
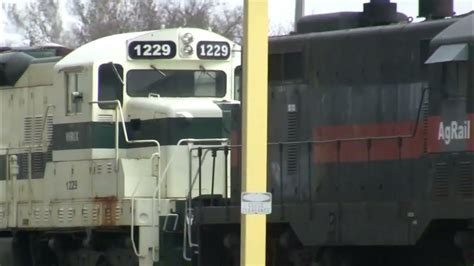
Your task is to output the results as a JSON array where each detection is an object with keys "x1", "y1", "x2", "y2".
[
  {"x1": 287, "y1": 111, "x2": 298, "y2": 175},
  {"x1": 422, "y1": 101, "x2": 429, "y2": 153},
  {"x1": 97, "y1": 114, "x2": 113, "y2": 122},
  {"x1": 18, "y1": 153, "x2": 29, "y2": 180},
  {"x1": 456, "y1": 161, "x2": 473, "y2": 198},
  {"x1": 433, "y1": 162, "x2": 449, "y2": 198},
  {"x1": 20, "y1": 115, "x2": 53, "y2": 179},
  {"x1": 24, "y1": 115, "x2": 53, "y2": 152}
]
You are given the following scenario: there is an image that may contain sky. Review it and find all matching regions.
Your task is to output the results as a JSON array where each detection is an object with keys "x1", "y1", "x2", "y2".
[{"x1": 0, "y1": 0, "x2": 473, "y2": 46}]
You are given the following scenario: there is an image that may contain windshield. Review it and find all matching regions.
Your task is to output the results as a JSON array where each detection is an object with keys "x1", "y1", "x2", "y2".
[{"x1": 127, "y1": 69, "x2": 227, "y2": 97}]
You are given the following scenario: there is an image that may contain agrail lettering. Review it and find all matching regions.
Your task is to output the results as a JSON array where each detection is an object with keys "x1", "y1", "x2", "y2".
[{"x1": 438, "y1": 120, "x2": 471, "y2": 145}]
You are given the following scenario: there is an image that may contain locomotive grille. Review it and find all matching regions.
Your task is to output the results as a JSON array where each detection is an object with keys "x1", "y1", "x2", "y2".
[
  {"x1": 21, "y1": 116, "x2": 53, "y2": 179},
  {"x1": 422, "y1": 101, "x2": 429, "y2": 153},
  {"x1": 18, "y1": 153, "x2": 29, "y2": 180},
  {"x1": 46, "y1": 116, "x2": 53, "y2": 161},
  {"x1": 287, "y1": 111, "x2": 298, "y2": 175},
  {"x1": 23, "y1": 115, "x2": 53, "y2": 152},
  {"x1": 456, "y1": 161, "x2": 473, "y2": 198},
  {"x1": 434, "y1": 162, "x2": 449, "y2": 198},
  {"x1": 23, "y1": 117, "x2": 33, "y2": 147}
]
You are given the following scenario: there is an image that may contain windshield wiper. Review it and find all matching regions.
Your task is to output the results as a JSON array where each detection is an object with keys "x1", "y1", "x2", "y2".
[
  {"x1": 199, "y1": 65, "x2": 216, "y2": 80},
  {"x1": 150, "y1": 64, "x2": 167, "y2": 78},
  {"x1": 108, "y1": 62, "x2": 124, "y2": 85}
]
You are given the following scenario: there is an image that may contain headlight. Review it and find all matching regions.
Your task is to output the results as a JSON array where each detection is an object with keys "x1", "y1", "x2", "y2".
[
  {"x1": 181, "y1": 33, "x2": 194, "y2": 44},
  {"x1": 182, "y1": 45, "x2": 194, "y2": 56}
]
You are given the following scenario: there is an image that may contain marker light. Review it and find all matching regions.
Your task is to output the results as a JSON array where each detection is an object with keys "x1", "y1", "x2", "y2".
[
  {"x1": 181, "y1": 33, "x2": 194, "y2": 44},
  {"x1": 182, "y1": 45, "x2": 194, "y2": 56}
]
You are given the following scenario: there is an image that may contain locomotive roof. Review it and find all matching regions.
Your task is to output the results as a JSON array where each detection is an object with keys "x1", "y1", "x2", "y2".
[
  {"x1": 54, "y1": 28, "x2": 236, "y2": 71},
  {"x1": 431, "y1": 13, "x2": 474, "y2": 46}
]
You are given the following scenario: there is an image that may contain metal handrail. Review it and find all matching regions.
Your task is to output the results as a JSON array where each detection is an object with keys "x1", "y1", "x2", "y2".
[
  {"x1": 90, "y1": 100, "x2": 161, "y2": 259},
  {"x1": 162, "y1": 138, "x2": 227, "y2": 261},
  {"x1": 89, "y1": 100, "x2": 161, "y2": 167}
]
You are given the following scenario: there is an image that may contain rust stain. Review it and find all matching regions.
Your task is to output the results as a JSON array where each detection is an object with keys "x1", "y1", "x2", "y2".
[{"x1": 94, "y1": 196, "x2": 118, "y2": 226}]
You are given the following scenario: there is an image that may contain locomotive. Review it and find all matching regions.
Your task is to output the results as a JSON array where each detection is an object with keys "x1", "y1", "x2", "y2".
[
  {"x1": 191, "y1": 1, "x2": 474, "y2": 266},
  {"x1": 0, "y1": 28, "x2": 241, "y2": 265}
]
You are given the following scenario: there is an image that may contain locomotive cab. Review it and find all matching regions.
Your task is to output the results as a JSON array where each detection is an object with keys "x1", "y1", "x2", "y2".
[{"x1": 426, "y1": 13, "x2": 473, "y2": 154}]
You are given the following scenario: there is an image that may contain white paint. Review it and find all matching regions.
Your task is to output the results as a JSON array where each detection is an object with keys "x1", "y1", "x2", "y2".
[{"x1": 438, "y1": 120, "x2": 471, "y2": 145}]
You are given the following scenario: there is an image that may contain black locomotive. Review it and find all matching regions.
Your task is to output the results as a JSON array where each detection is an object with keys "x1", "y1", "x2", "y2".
[{"x1": 191, "y1": 0, "x2": 474, "y2": 265}]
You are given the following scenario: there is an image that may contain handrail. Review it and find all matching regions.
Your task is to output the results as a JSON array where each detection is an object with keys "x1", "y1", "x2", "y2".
[
  {"x1": 156, "y1": 138, "x2": 227, "y2": 261},
  {"x1": 38, "y1": 105, "x2": 55, "y2": 149},
  {"x1": 4, "y1": 150, "x2": 9, "y2": 208},
  {"x1": 90, "y1": 100, "x2": 161, "y2": 259},
  {"x1": 270, "y1": 87, "x2": 429, "y2": 146},
  {"x1": 202, "y1": 88, "x2": 428, "y2": 148},
  {"x1": 89, "y1": 100, "x2": 161, "y2": 167}
]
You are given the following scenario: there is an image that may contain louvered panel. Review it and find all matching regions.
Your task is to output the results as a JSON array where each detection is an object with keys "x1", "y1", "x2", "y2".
[
  {"x1": 422, "y1": 101, "x2": 429, "y2": 153},
  {"x1": 46, "y1": 115, "x2": 53, "y2": 161},
  {"x1": 434, "y1": 162, "x2": 449, "y2": 198},
  {"x1": 23, "y1": 115, "x2": 53, "y2": 153},
  {"x1": 97, "y1": 114, "x2": 113, "y2": 122},
  {"x1": 46, "y1": 115, "x2": 53, "y2": 143},
  {"x1": 456, "y1": 161, "x2": 473, "y2": 198},
  {"x1": 18, "y1": 153, "x2": 29, "y2": 180},
  {"x1": 32, "y1": 153, "x2": 46, "y2": 179},
  {"x1": 287, "y1": 111, "x2": 298, "y2": 175},
  {"x1": 23, "y1": 117, "x2": 33, "y2": 147},
  {"x1": 33, "y1": 117, "x2": 43, "y2": 144}
]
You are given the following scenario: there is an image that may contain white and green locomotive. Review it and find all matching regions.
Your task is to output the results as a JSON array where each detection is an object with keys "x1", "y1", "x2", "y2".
[{"x1": 0, "y1": 28, "x2": 241, "y2": 265}]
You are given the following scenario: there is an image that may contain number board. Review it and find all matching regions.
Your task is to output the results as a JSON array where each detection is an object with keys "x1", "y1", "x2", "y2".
[
  {"x1": 128, "y1": 41, "x2": 176, "y2": 59},
  {"x1": 197, "y1": 41, "x2": 231, "y2": 60}
]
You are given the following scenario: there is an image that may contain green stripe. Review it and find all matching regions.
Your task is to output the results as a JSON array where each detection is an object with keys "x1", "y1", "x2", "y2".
[{"x1": 52, "y1": 118, "x2": 224, "y2": 150}]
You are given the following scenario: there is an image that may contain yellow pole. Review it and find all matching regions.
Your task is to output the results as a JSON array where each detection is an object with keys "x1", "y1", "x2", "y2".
[{"x1": 241, "y1": 0, "x2": 268, "y2": 266}]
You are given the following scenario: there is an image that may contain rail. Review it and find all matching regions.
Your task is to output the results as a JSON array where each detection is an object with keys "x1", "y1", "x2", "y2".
[
  {"x1": 90, "y1": 100, "x2": 161, "y2": 259},
  {"x1": 89, "y1": 100, "x2": 161, "y2": 169},
  {"x1": 164, "y1": 139, "x2": 228, "y2": 261}
]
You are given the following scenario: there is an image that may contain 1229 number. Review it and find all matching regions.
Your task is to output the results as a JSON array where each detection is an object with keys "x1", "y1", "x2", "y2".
[
  {"x1": 66, "y1": 180, "x2": 78, "y2": 190},
  {"x1": 197, "y1": 41, "x2": 230, "y2": 59},
  {"x1": 128, "y1": 41, "x2": 176, "y2": 59}
]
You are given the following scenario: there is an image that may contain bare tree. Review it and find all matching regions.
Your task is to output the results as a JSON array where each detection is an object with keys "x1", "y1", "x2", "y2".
[
  {"x1": 212, "y1": 4, "x2": 243, "y2": 42},
  {"x1": 6, "y1": 0, "x2": 243, "y2": 47},
  {"x1": 68, "y1": 0, "x2": 162, "y2": 45},
  {"x1": 6, "y1": 0, "x2": 64, "y2": 46},
  {"x1": 269, "y1": 21, "x2": 293, "y2": 37},
  {"x1": 161, "y1": 0, "x2": 243, "y2": 42}
]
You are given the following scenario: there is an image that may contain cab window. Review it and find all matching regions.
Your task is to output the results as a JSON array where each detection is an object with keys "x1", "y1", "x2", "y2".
[
  {"x1": 65, "y1": 72, "x2": 82, "y2": 114},
  {"x1": 127, "y1": 69, "x2": 226, "y2": 98},
  {"x1": 442, "y1": 62, "x2": 469, "y2": 98},
  {"x1": 98, "y1": 63, "x2": 123, "y2": 109},
  {"x1": 234, "y1": 66, "x2": 242, "y2": 101}
]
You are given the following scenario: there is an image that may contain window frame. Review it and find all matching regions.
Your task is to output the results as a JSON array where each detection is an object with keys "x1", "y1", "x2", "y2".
[
  {"x1": 98, "y1": 63, "x2": 124, "y2": 109},
  {"x1": 65, "y1": 72, "x2": 82, "y2": 115},
  {"x1": 125, "y1": 69, "x2": 227, "y2": 98}
]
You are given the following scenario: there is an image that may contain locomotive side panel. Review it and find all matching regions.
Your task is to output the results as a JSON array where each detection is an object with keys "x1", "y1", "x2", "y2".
[{"x1": 266, "y1": 15, "x2": 474, "y2": 247}]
